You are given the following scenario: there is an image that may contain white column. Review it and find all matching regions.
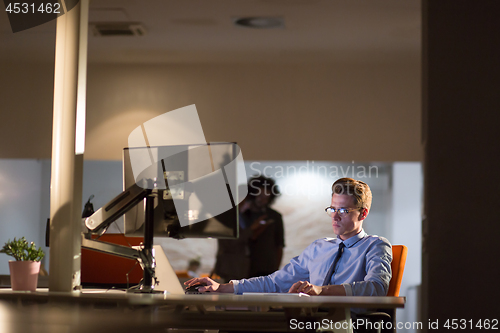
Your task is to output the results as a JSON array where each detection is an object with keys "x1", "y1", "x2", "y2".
[
  {"x1": 76, "y1": 0, "x2": 89, "y2": 155},
  {"x1": 49, "y1": 0, "x2": 88, "y2": 292}
]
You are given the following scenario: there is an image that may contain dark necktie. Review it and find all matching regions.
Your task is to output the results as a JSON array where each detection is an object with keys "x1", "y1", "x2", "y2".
[{"x1": 322, "y1": 242, "x2": 346, "y2": 286}]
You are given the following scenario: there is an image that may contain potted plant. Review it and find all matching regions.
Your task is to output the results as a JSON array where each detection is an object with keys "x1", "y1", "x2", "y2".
[{"x1": 0, "y1": 237, "x2": 45, "y2": 291}]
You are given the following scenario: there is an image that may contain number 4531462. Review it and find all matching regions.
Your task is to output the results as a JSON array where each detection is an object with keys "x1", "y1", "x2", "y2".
[
  {"x1": 444, "y1": 319, "x2": 498, "y2": 330},
  {"x1": 5, "y1": 3, "x2": 61, "y2": 14}
]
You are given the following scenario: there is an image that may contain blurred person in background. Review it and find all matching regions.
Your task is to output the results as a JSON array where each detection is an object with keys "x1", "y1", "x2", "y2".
[{"x1": 213, "y1": 176, "x2": 285, "y2": 281}]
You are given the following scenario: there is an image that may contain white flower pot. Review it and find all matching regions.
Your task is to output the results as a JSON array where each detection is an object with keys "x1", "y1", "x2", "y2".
[{"x1": 9, "y1": 261, "x2": 41, "y2": 292}]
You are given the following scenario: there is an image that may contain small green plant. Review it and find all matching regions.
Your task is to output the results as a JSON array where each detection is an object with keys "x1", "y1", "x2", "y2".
[{"x1": 0, "y1": 237, "x2": 45, "y2": 261}]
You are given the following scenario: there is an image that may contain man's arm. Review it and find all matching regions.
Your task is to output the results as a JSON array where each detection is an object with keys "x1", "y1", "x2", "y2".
[
  {"x1": 289, "y1": 281, "x2": 346, "y2": 296},
  {"x1": 187, "y1": 239, "x2": 318, "y2": 294},
  {"x1": 344, "y1": 238, "x2": 392, "y2": 296},
  {"x1": 184, "y1": 277, "x2": 234, "y2": 293},
  {"x1": 231, "y1": 238, "x2": 316, "y2": 294}
]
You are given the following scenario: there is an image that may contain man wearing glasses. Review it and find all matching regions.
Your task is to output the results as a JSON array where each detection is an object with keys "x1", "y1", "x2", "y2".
[{"x1": 186, "y1": 177, "x2": 392, "y2": 297}]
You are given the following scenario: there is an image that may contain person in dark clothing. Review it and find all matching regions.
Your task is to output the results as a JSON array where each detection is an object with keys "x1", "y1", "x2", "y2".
[
  {"x1": 214, "y1": 176, "x2": 285, "y2": 281},
  {"x1": 243, "y1": 176, "x2": 285, "y2": 277}
]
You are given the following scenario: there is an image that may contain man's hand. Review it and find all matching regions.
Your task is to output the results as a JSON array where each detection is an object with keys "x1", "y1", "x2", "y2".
[
  {"x1": 288, "y1": 281, "x2": 323, "y2": 295},
  {"x1": 184, "y1": 277, "x2": 234, "y2": 293},
  {"x1": 289, "y1": 281, "x2": 347, "y2": 296}
]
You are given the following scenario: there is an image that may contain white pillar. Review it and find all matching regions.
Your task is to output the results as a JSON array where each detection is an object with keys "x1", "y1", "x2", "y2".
[
  {"x1": 49, "y1": 0, "x2": 88, "y2": 292},
  {"x1": 76, "y1": 0, "x2": 89, "y2": 155}
]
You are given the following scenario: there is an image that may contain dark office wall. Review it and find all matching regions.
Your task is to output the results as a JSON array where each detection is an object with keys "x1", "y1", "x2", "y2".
[
  {"x1": 82, "y1": 62, "x2": 421, "y2": 162},
  {"x1": 0, "y1": 63, "x2": 54, "y2": 159},
  {"x1": 422, "y1": 0, "x2": 500, "y2": 329},
  {"x1": 0, "y1": 61, "x2": 421, "y2": 162}
]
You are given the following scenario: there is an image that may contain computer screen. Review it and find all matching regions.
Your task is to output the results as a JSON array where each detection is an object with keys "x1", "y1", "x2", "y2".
[{"x1": 122, "y1": 143, "x2": 243, "y2": 239}]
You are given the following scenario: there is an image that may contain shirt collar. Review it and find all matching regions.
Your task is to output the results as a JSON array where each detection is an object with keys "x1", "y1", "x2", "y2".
[{"x1": 338, "y1": 229, "x2": 366, "y2": 248}]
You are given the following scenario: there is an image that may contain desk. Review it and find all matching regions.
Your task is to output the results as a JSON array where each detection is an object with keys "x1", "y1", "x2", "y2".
[{"x1": 0, "y1": 289, "x2": 405, "y2": 333}]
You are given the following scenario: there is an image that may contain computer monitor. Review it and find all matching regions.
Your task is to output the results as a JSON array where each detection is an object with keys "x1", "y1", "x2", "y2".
[{"x1": 122, "y1": 143, "x2": 242, "y2": 240}]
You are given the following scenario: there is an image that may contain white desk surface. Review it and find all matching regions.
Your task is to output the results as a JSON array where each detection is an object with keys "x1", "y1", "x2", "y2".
[
  {"x1": 0, "y1": 288, "x2": 405, "y2": 333},
  {"x1": 0, "y1": 287, "x2": 405, "y2": 309}
]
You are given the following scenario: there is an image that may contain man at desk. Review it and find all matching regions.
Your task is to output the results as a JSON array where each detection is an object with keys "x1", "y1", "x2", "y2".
[{"x1": 186, "y1": 177, "x2": 392, "y2": 297}]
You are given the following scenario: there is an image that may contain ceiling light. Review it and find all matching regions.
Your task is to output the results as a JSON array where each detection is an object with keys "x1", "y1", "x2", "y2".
[{"x1": 233, "y1": 17, "x2": 284, "y2": 29}]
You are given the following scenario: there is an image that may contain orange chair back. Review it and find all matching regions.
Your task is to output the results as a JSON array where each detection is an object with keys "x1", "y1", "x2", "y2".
[
  {"x1": 81, "y1": 234, "x2": 144, "y2": 285},
  {"x1": 176, "y1": 271, "x2": 221, "y2": 279},
  {"x1": 387, "y1": 245, "x2": 408, "y2": 297},
  {"x1": 175, "y1": 270, "x2": 190, "y2": 278}
]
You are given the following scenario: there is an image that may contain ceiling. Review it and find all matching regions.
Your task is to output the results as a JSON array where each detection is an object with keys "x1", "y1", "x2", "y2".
[{"x1": 0, "y1": 0, "x2": 420, "y2": 64}]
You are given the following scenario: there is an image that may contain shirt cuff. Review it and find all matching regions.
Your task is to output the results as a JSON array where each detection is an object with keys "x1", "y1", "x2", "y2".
[
  {"x1": 342, "y1": 283, "x2": 353, "y2": 296},
  {"x1": 229, "y1": 280, "x2": 240, "y2": 294}
]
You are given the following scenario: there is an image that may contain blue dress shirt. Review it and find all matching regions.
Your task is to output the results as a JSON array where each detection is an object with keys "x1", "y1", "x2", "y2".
[{"x1": 231, "y1": 229, "x2": 392, "y2": 296}]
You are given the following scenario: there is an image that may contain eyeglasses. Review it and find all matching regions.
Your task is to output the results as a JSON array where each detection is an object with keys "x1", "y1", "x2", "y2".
[{"x1": 325, "y1": 207, "x2": 362, "y2": 217}]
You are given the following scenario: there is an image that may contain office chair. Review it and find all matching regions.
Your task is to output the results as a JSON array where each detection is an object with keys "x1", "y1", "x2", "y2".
[
  {"x1": 355, "y1": 244, "x2": 408, "y2": 333},
  {"x1": 387, "y1": 245, "x2": 408, "y2": 297}
]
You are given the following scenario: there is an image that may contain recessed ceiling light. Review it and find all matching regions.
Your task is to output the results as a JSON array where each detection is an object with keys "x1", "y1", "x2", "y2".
[{"x1": 233, "y1": 17, "x2": 284, "y2": 29}]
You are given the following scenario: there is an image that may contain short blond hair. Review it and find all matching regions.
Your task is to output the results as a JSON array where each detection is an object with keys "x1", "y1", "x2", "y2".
[{"x1": 331, "y1": 178, "x2": 372, "y2": 211}]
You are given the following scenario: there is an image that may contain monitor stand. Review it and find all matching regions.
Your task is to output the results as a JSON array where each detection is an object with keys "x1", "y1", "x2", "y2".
[
  {"x1": 81, "y1": 185, "x2": 163, "y2": 293},
  {"x1": 126, "y1": 191, "x2": 159, "y2": 293}
]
